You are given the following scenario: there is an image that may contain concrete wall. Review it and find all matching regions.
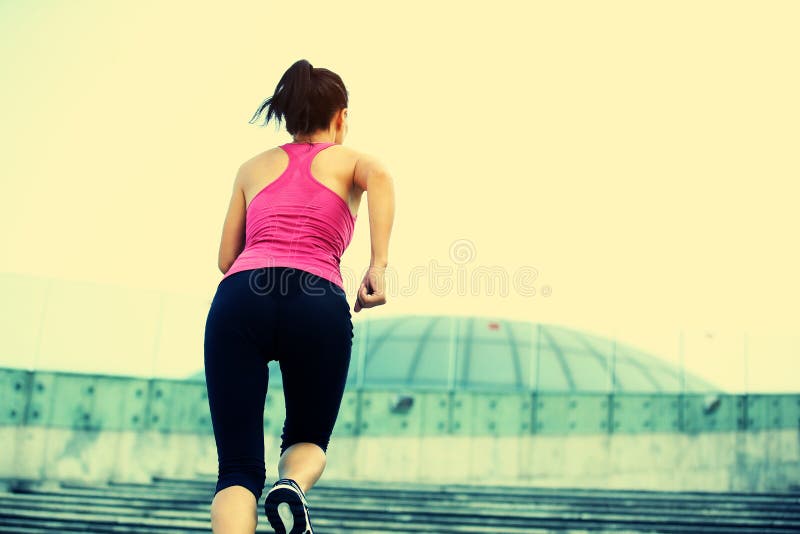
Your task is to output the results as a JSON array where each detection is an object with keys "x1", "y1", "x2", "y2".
[
  {"x1": 3, "y1": 427, "x2": 798, "y2": 493},
  {"x1": 1, "y1": 367, "x2": 798, "y2": 492}
]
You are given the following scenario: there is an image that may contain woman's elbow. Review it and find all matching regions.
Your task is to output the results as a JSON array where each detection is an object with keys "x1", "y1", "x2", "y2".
[{"x1": 218, "y1": 255, "x2": 234, "y2": 274}]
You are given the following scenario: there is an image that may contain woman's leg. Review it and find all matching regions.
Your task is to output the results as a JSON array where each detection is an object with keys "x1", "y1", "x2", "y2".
[
  {"x1": 277, "y1": 442, "x2": 327, "y2": 494},
  {"x1": 209, "y1": 486, "x2": 257, "y2": 533},
  {"x1": 275, "y1": 274, "x2": 353, "y2": 494},
  {"x1": 204, "y1": 271, "x2": 278, "y2": 533}
]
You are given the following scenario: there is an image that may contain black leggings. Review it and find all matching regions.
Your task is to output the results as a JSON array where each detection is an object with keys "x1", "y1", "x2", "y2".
[{"x1": 203, "y1": 266, "x2": 353, "y2": 501}]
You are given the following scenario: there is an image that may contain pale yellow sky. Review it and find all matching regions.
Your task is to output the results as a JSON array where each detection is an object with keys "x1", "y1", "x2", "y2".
[{"x1": 1, "y1": 1, "x2": 798, "y2": 391}]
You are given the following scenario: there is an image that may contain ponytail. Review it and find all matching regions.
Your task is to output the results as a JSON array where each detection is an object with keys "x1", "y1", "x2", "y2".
[{"x1": 249, "y1": 59, "x2": 349, "y2": 137}]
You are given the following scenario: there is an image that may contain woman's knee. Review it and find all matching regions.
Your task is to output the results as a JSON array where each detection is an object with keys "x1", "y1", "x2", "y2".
[
  {"x1": 216, "y1": 457, "x2": 266, "y2": 501},
  {"x1": 280, "y1": 437, "x2": 330, "y2": 457}
]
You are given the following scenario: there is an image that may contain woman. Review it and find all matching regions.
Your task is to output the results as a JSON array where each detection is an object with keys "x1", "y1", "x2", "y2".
[{"x1": 203, "y1": 58, "x2": 395, "y2": 534}]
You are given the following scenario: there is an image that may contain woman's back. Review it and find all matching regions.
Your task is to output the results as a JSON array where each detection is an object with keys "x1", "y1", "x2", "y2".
[
  {"x1": 241, "y1": 142, "x2": 363, "y2": 219},
  {"x1": 221, "y1": 142, "x2": 364, "y2": 289}
]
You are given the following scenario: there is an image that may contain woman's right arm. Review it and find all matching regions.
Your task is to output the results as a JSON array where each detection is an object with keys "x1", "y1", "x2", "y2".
[{"x1": 353, "y1": 152, "x2": 395, "y2": 311}]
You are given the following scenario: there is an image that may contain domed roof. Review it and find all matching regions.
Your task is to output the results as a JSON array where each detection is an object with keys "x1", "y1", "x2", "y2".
[{"x1": 193, "y1": 315, "x2": 722, "y2": 393}]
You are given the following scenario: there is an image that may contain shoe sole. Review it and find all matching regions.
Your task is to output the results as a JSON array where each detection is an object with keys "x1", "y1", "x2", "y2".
[{"x1": 264, "y1": 485, "x2": 311, "y2": 534}]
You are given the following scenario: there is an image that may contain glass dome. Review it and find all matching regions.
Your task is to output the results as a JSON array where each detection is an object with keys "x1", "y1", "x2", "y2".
[{"x1": 191, "y1": 315, "x2": 722, "y2": 393}]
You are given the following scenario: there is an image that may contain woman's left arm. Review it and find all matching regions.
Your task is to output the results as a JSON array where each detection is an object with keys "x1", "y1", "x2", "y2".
[{"x1": 217, "y1": 165, "x2": 247, "y2": 274}]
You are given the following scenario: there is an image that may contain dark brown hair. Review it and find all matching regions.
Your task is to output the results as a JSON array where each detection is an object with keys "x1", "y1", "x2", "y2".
[{"x1": 249, "y1": 59, "x2": 349, "y2": 137}]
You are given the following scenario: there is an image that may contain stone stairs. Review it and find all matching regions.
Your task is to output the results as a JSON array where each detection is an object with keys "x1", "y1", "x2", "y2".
[{"x1": 1, "y1": 476, "x2": 799, "y2": 533}]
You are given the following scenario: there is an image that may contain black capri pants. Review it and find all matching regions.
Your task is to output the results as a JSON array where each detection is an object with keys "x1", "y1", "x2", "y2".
[{"x1": 203, "y1": 266, "x2": 353, "y2": 501}]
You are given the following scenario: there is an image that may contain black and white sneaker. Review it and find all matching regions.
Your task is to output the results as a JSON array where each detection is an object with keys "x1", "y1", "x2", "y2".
[{"x1": 263, "y1": 478, "x2": 314, "y2": 534}]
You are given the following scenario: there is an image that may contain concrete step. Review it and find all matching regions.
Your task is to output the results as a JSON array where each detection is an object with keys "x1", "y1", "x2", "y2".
[{"x1": 1, "y1": 476, "x2": 799, "y2": 533}]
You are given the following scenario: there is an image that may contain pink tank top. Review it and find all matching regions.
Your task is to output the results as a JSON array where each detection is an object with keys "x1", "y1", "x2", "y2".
[{"x1": 220, "y1": 142, "x2": 357, "y2": 289}]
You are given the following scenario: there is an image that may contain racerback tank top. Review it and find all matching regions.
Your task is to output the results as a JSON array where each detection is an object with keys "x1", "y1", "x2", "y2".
[{"x1": 220, "y1": 142, "x2": 357, "y2": 289}]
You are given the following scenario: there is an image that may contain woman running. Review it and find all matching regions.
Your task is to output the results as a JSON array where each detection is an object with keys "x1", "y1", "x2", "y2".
[{"x1": 203, "y1": 58, "x2": 395, "y2": 534}]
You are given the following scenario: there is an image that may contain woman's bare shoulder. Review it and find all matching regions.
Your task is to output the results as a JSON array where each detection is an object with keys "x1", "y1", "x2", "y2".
[
  {"x1": 241, "y1": 144, "x2": 389, "y2": 177},
  {"x1": 241, "y1": 146, "x2": 283, "y2": 168},
  {"x1": 338, "y1": 145, "x2": 391, "y2": 176}
]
